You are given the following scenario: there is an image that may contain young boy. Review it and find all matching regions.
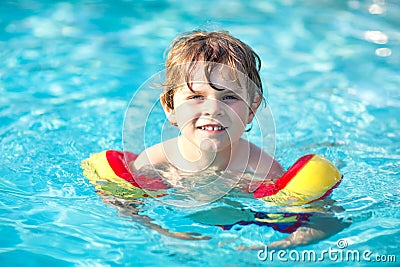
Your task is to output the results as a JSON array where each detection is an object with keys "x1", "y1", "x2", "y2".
[
  {"x1": 132, "y1": 30, "x2": 283, "y2": 187},
  {"x1": 106, "y1": 30, "x2": 349, "y2": 247}
]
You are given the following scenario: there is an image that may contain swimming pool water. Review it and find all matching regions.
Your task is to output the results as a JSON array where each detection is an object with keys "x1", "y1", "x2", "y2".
[{"x1": 1, "y1": 0, "x2": 399, "y2": 266}]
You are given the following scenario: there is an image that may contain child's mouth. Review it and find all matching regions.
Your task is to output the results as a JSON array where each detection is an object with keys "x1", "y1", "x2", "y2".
[{"x1": 197, "y1": 125, "x2": 226, "y2": 132}]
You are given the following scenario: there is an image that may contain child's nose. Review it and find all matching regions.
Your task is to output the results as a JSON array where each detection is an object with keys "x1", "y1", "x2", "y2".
[{"x1": 202, "y1": 98, "x2": 225, "y2": 117}]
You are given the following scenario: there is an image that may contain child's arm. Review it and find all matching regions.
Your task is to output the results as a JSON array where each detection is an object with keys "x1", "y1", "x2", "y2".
[
  {"x1": 109, "y1": 199, "x2": 210, "y2": 241},
  {"x1": 267, "y1": 213, "x2": 350, "y2": 249},
  {"x1": 132, "y1": 143, "x2": 168, "y2": 172},
  {"x1": 237, "y1": 208, "x2": 351, "y2": 250},
  {"x1": 243, "y1": 142, "x2": 284, "y2": 192},
  {"x1": 250, "y1": 142, "x2": 284, "y2": 181}
]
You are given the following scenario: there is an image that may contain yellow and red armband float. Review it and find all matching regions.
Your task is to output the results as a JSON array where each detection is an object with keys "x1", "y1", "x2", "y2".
[
  {"x1": 80, "y1": 150, "x2": 169, "y2": 199},
  {"x1": 81, "y1": 151, "x2": 342, "y2": 206},
  {"x1": 254, "y1": 154, "x2": 342, "y2": 206}
]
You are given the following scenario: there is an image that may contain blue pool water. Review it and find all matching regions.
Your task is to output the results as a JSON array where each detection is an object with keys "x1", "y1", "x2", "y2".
[{"x1": 1, "y1": 0, "x2": 399, "y2": 266}]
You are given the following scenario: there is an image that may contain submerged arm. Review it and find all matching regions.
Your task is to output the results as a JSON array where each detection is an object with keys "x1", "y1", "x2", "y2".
[
  {"x1": 108, "y1": 198, "x2": 210, "y2": 241},
  {"x1": 237, "y1": 203, "x2": 351, "y2": 250},
  {"x1": 267, "y1": 213, "x2": 351, "y2": 249}
]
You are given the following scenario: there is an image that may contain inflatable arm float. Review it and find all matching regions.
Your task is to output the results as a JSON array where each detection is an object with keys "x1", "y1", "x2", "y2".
[
  {"x1": 253, "y1": 154, "x2": 342, "y2": 206},
  {"x1": 81, "y1": 150, "x2": 169, "y2": 199},
  {"x1": 81, "y1": 151, "x2": 342, "y2": 205}
]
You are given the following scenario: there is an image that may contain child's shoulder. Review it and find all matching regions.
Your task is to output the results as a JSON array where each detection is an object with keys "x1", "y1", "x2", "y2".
[
  {"x1": 246, "y1": 140, "x2": 284, "y2": 181},
  {"x1": 133, "y1": 139, "x2": 176, "y2": 171}
]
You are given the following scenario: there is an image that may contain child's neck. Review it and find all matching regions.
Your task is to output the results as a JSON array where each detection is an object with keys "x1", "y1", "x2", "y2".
[{"x1": 171, "y1": 136, "x2": 238, "y2": 173}]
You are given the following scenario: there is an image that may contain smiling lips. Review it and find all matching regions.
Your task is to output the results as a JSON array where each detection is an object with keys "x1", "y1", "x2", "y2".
[{"x1": 197, "y1": 124, "x2": 226, "y2": 132}]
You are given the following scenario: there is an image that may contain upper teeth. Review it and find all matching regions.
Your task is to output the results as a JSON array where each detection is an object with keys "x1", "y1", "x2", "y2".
[{"x1": 200, "y1": 125, "x2": 224, "y2": 131}]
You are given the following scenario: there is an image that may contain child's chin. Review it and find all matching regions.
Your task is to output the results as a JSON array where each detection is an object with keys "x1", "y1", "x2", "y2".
[{"x1": 199, "y1": 138, "x2": 218, "y2": 152}]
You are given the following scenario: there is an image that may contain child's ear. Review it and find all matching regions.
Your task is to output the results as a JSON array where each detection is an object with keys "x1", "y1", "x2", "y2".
[
  {"x1": 247, "y1": 94, "x2": 262, "y2": 124},
  {"x1": 160, "y1": 95, "x2": 177, "y2": 125}
]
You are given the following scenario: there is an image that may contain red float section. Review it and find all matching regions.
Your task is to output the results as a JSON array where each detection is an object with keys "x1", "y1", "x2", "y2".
[{"x1": 82, "y1": 151, "x2": 342, "y2": 206}]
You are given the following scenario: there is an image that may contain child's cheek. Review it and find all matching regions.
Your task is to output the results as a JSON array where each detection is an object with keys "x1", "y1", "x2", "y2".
[
  {"x1": 230, "y1": 103, "x2": 248, "y2": 120},
  {"x1": 174, "y1": 104, "x2": 199, "y2": 124}
]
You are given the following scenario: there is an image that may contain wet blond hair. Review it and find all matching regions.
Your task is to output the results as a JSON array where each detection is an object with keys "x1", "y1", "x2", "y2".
[{"x1": 161, "y1": 30, "x2": 263, "y2": 110}]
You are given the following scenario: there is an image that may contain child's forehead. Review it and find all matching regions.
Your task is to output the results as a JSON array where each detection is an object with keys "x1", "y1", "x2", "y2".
[
  {"x1": 188, "y1": 65, "x2": 246, "y2": 88},
  {"x1": 184, "y1": 81, "x2": 243, "y2": 93},
  {"x1": 189, "y1": 63, "x2": 240, "y2": 79}
]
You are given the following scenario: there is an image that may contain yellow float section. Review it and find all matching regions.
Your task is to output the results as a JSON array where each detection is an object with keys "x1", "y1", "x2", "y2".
[
  {"x1": 81, "y1": 151, "x2": 166, "y2": 199},
  {"x1": 260, "y1": 155, "x2": 342, "y2": 206}
]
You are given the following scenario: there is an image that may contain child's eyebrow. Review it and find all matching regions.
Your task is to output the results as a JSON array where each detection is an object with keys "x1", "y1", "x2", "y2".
[
  {"x1": 190, "y1": 85, "x2": 233, "y2": 94},
  {"x1": 185, "y1": 81, "x2": 243, "y2": 94},
  {"x1": 209, "y1": 82, "x2": 244, "y2": 93},
  {"x1": 210, "y1": 83, "x2": 228, "y2": 91}
]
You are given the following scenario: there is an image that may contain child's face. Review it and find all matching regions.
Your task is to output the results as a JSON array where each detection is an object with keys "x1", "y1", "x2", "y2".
[{"x1": 163, "y1": 67, "x2": 257, "y2": 153}]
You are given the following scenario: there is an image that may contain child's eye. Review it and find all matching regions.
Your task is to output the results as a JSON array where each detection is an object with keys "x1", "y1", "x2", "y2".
[
  {"x1": 187, "y1": 95, "x2": 204, "y2": 100},
  {"x1": 223, "y1": 95, "x2": 239, "y2": 101}
]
